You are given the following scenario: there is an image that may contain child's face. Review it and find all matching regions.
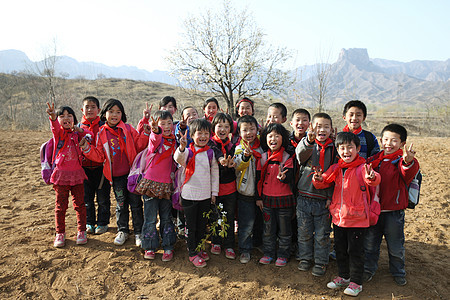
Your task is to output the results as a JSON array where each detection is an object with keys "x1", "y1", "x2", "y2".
[
  {"x1": 160, "y1": 102, "x2": 177, "y2": 115},
  {"x1": 290, "y1": 113, "x2": 310, "y2": 137},
  {"x1": 105, "y1": 105, "x2": 122, "y2": 127},
  {"x1": 192, "y1": 129, "x2": 210, "y2": 147},
  {"x1": 204, "y1": 102, "x2": 218, "y2": 118},
  {"x1": 158, "y1": 118, "x2": 174, "y2": 137},
  {"x1": 214, "y1": 120, "x2": 231, "y2": 140},
  {"x1": 381, "y1": 131, "x2": 405, "y2": 155},
  {"x1": 337, "y1": 141, "x2": 361, "y2": 163},
  {"x1": 267, "y1": 130, "x2": 283, "y2": 152},
  {"x1": 266, "y1": 107, "x2": 286, "y2": 124},
  {"x1": 237, "y1": 101, "x2": 253, "y2": 117},
  {"x1": 183, "y1": 108, "x2": 199, "y2": 125},
  {"x1": 343, "y1": 107, "x2": 365, "y2": 131},
  {"x1": 58, "y1": 110, "x2": 74, "y2": 129},
  {"x1": 314, "y1": 117, "x2": 332, "y2": 142},
  {"x1": 239, "y1": 122, "x2": 258, "y2": 144},
  {"x1": 81, "y1": 100, "x2": 100, "y2": 121}
]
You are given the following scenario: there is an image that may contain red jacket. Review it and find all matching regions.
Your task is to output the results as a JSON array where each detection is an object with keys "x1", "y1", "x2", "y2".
[
  {"x1": 368, "y1": 152, "x2": 419, "y2": 211},
  {"x1": 79, "y1": 116, "x2": 104, "y2": 167},
  {"x1": 313, "y1": 163, "x2": 381, "y2": 228},
  {"x1": 83, "y1": 120, "x2": 149, "y2": 183},
  {"x1": 257, "y1": 151, "x2": 294, "y2": 198}
]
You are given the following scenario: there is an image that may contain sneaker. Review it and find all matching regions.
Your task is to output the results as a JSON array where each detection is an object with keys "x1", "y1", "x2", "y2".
[
  {"x1": 259, "y1": 256, "x2": 274, "y2": 265},
  {"x1": 86, "y1": 225, "x2": 95, "y2": 234},
  {"x1": 240, "y1": 253, "x2": 251, "y2": 264},
  {"x1": 162, "y1": 250, "x2": 174, "y2": 262},
  {"x1": 394, "y1": 276, "x2": 407, "y2": 286},
  {"x1": 76, "y1": 231, "x2": 87, "y2": 245},
  {"x1": 53, "y1": 233, "x2": 65, "y2": 248},
  {"x1": 363, "y1": 272, "x2": 373, "y2": 283},
  {"x1": 95, "y1": 225, "x2": 108, "y2": 235},
  {"x1": 144, "y1": 250, "x2": 156, "y2": 260},
  {"x1": 189, "y1": 255, "x2": 207, "y2": 268},
  {"x1": 344, "y1": 282, "x2": 363, "y2": 296},
  {"x1": 327, "y1": 276, "x2": 350, "y2": 289},
  {"x1": 114, "y1": 231, "x2": 129, "y2": 245},
  {"x1": 311, "y1": 264, "x2": 326, "y2": 277},
  {"x1": 275, "y1": 257, "x2": 288, "y2": 267},
  {"x1": 225, "y1": 248, "x2": 236, "y2": 259},
  {"x1": 329, "y1": 249, "x2": 337, "y2": 260},
  {"x1": 199, "y1": 251, "x2": 210, "y2": 261},
  {"x1": 135, "y1": 234, "x2": 142, "y2": 247},
  {"x1": 211, "y1": 244, "x2": 221, "y2": 255},
  {"x1": 297, "y1": 260, "x2": 312, "y2": 271}
]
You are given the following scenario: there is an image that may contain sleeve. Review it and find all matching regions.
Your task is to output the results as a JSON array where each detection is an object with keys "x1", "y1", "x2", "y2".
[
  {"x1": 50, "y1": 118, "x2": 61, "y2": 138},
  {"x1": 82, "y1": 132, "x2": 106, "y2": 163},
  {"x1": 364, "y1": 169, "x2": 381, "y2": 187},
  {"x1": 131, "y1": 121, "x2": 150, "y2": 153},
  {"x1": 208, "y1": 141, "x2": 224, "y2": 161},
  {"x1": 137, "y1": 117, "x2": 149, "y2": 134},
  {"x1": 370, "y1": 133, "x2": 380, "y2": 157},
  {"x1": 399, "y1": 158, "x2": 420, "y2": 185},
  {"x1": 210, "y1": 152, "x2": 220, "y2": 197},
  {"x1": 312, "y1": 163, "x2": 336, "y2": 189},
  {"x1": 148, "y1": 128, "x2": 162, "y2": 152},
  {"x1": 296, "y1": 137, "x2": 314, "y2": 165},
  {"x1": 255, "y1": 157, "x2": 262, "y2": 197},
  {"x1": 234, "y1": 146, "x2": 251, "y2": 172},
  {"x1": 280, "y1": 156, "x2": 294, "y2": 185},
  {"x1": 174, "y1": 147, "x2": 188, "y2": 167}
]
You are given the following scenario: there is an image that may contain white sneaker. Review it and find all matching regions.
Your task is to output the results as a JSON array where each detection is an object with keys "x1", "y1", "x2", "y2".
[
  {"x1": 135, "y1": 234, "x2": 142, "y2": 247},
  {"x1": 344, "y1": 282, "x2": 363, "y2": 296},
  {"x1": 114, "y1": 231, "x2": 129, "y2": 245}
]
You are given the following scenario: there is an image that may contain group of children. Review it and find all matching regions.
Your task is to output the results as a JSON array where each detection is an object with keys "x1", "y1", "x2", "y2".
[{"x1": 45, "y1": 95, "x2": 419, "y2": 297}]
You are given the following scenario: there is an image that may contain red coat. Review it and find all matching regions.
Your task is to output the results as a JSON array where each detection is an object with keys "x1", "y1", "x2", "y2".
[{"x1": 257, "y1": 151, "x2": 294, "y2": 198}]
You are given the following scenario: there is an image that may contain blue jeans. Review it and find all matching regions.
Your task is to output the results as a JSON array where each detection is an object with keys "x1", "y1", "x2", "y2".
[
  {"x1": 212, "y1": 192, "x2": 237, "y2": 249},
  {"x1": 83, "y1": 166, "x2": 111, "y2": 226},
  {"x1": 237, "y1": 194, "x2": 257, "y2": 253},
  {"x1": 296, "y1": 195, "x2": 331, "y2": 265},
  {"x1": 364, "y1": 210, "x2": 406, "y2": 277},
  {"x1": 141, "y1": 196, "x2": 176, "y2": 251},
  {"x1": 112, "y1": 175, "x2": 143, "y2": 234},
  {"x1": 262, "y1": 206, "x2": 294, "y2": 259}
]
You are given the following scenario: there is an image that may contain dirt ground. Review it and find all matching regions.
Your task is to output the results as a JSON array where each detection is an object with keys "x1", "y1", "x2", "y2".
[{"x1": 0, "y1": 130, "x2": 448, "y2": 299}]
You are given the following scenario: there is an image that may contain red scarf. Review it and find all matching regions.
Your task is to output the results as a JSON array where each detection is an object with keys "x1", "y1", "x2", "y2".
[
  {"x1": 204, "y1": 114, "x2": 214, "y2": 122},
  {"x1": 370, "y1": 149, "x2": 403, "y2": 169},
  {"x1": 104, "y1": 123, "x2": 126, "y2": 156},
  {"x1": 257, "y1": 147, "x2": 285, "y2": 195},
  {"x1": 249, "y1": 138, "x2": 262, "y2": 159},
  {"x1": 323, "y1": 155, "x2": 366, "y2": 184},
  {"x1": 315, "y1": 138, "x2": 333, "y2": 171},
  {"x1": 183, "y1": 143, "x2": 210, "y2": 185},
  {"x1": 153, "y1": 133, "x2": 176, "y2": 166},
  {"x1": 81, "y1": 115, "x2": 100, "y2": 134},
  {"x1": 212, "y1": 134, "x2": 230, "y2": 156},
  {"x1": 343, "y1": 124, "x2": 362, "y2": 135}
]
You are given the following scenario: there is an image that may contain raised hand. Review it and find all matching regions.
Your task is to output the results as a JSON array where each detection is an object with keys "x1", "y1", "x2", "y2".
[
  {"x1": 227, "y1": 155, "x2": 236, "y2": 168},
  {"x1": 142, "y1": 123, "x2": 151, "y2": 134},
  {"x1": 46, "y1": 102, "x2": 56, "y2": 120},
  {"x1": 307, "y1": 123, "x2": 317, "y2": 143},
  {"x1": 143, "y1": 102, "x2": 152, "y2": 119},
  {"x1": 330, "y1": 127, "x2": 338, "y2": 141},
  {"x1": 179, "y1": 129, "x2": 188, "y2": 151},
  {"x1": 79, "y1": 137, "x2": 88, "y2": 150},
  {"x1": 150, "y1": 116, "x2": 160, "y2": 133},
  {"x1": 403, "y1": 143, "x2": 416, "y2": 164},
  {"x1": 179, "y1": 112, "x2": 188, "y2": 129},
  {"x1": 219, "y1": 156, "x2": 229, "y2": 167},
  {"x1": 364, "y1": 163, "x2": 375, "y2": 180},
  {"x1": 312, "y1": 165, "x2": 323, "y2": 181},
  {"x1": 242, "y1": 140, "x2": 252, "y2": 157},
  {"x1": 277, "y1": 165, "x2": 288, "y2": 181}
]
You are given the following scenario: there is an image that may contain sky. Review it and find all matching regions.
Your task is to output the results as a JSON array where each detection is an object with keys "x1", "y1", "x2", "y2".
[{"x1": 1, "y1": 0, "x2": 449, "y2": 71}]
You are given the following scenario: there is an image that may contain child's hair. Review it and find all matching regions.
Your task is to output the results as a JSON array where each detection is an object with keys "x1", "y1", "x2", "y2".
[
  {"x1": 181, "y1": 106, "x2": 198, "y2": 115},
  {"x1": 312, "y1": 112, "x2": 333, "y2": 127},
  {"x1": 335, "y1": 132, "x2": 360, "y2": 148},
  {"x1": 269, "y1": 102, "x2": 287, "y2": 119},
  {"x1": 159, "y1": 96, "x2": 177, "y2": 110},
  {"x1": 189, "y1": 118, "x2": 212, "y2": 137},
  {"x1": 237, "y1": 115, "x2": 258, "y2": 134},
  {"x1": 203, "y1": 97, "x2": 220, "y2": 110},
  {"x1": 381, "y1": 124, "x2": 407, "y2": 142},
  {"x1": 343, "y1": 100, "x2": 367, "y2": 118},
  {"x1": 100, "y1": 98, "x2": 127, "y2": 123},
  {"x1": 292, "y1": 108, "x2": 311, "y2": 121},
  {"x1": 235, "y1": 97, "x2": 255, "y2": 116},
  {"x1": 82, "y1": 96, "x2": 100, "y2": 108},
  {"x1": 211, "y1": 112, "x2": 234, "y2": 133},
  {"x1": 153, "y1": 110, "x2": 173, "y2": 121},
  {"x1": 56, "y1": 106, "x2": 78, "y2": 124},
  {"x1": 260, "y1": 123, "x2": 290, "y2": 151}
]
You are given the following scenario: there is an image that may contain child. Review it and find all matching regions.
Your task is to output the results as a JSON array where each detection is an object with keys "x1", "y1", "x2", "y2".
[
  {"x1": 45, "y1": 103, "x2": 91, "y2": 247},
  {"x1": 266, "y1": 102, "x2": 287, "y2": 125},
  {"x1": 136, "y1": 111, "x2": 177, "y2": 261},
  {"x1": 203, "y1": 97, "x2": 220, "y2": 122},
  {"x1": 174, "y1": 119, "x2": 219, "y2": 267},
  {"x1": 289, "y1": 109, "x2": 310, "y2": 148},
  {"x1": 209, "y1": 113, "x2": 237, "y2": 259},
  {"x1": 79, "y1": 96, "x2": 111, "y2": 235},
  {"x1": 234, "y1": 115, "x2": 263, "y2": 263},
  {"x1": 175, "y1": 106, "x2": 199, "y2": 147},
  {"x1": 257, "y1": 123, "x2": 295, "y2": 267},
  {"x1": 235, "y1": 97, "x2": 255, "y2": 118},
  {"x1": 342, "y1": 100, "x2": 380, "y2": 159},
  {"x1": 80, "y1": 99, "x2": 149, "y2": 247},
  {"x1": 159, "y1": 96, "x2": 178, "y2": 116},
  {"x1": 313, "y1": 132, "x2": 381, "y2": 297},
  {"x1": 296, "y1": 113, "x2": 336, "y2": 276},
  {"x1": 363, "y1": 124, "x2": 419, "y2": 286}
]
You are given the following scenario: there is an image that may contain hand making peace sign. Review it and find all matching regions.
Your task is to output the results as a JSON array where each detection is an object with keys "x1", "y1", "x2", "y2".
[
  {"x1": 46, "y1": 102, "x2": 56, "y2": 121},
  {"x1": 403, "y1": 143, "x2": 416, "y2": 164}
]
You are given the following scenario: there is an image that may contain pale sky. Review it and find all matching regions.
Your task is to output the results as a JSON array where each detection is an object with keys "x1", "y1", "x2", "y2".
[{"x1": 1, "y1": 0, "x2": 448, "y2": 71}]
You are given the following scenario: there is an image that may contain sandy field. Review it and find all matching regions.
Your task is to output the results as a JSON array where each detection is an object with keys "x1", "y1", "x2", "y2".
[{"x1": 0, "y1": 130, "x2": 448, "y2": 299}]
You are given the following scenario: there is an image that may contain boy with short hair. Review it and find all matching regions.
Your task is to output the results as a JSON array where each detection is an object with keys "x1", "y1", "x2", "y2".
[
  {"x1": 290, "y1": 109, "x2": 311, "y2": 148},
  {"x1": 342, "y1": 100, "x2": 380, "y2": 159},
  {"x1": 175, "y1": 106, "x2": 199, "y2": 147},
  {"x1": 266, "y1": 102, "x2": 287, "y2": 125},
  {"x1": 363, "y1": 124, "x2": 419, "y2": 286},
  {"x1": 79, "y1": 96, "x2": 111, "y2": 234}
]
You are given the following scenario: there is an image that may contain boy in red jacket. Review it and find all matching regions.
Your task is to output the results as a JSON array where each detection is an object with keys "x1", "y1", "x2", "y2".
[{"x1": 363, "y1": 124, "x2": 419, "y2": 286}]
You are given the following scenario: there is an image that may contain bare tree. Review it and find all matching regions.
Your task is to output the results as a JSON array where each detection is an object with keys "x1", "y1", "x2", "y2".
[
  {"x1": 307, "y1": 53, "x2": 334, "y2": 113},
  {"x1": 166, "y1": 0, "x2": 293, "y2": 116}
]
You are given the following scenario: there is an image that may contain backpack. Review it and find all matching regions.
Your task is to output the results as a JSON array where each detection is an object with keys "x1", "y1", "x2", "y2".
[
  {"x1": 40, "y1": 138, "x2": 64, "y2": 184},
  {"x1": 356, "y1": 165, "x2": 381, "y2": 226},
  {"x1": 363, "y1": 130, "x2": 376, "y2": 157},
  {"x1": 392, "y1": 158, "x2": 422, "y2": 209},
  {"x1": 171, "y1": 148, "x2": 214, "y2": 210}
]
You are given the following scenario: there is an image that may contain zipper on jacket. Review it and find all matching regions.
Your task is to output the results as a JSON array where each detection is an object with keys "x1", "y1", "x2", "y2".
[{"x1": 338, "y1": 169, "x2": 345, "y2": 227}]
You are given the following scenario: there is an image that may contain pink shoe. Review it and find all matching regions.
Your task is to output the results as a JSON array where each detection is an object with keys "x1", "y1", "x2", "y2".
[
  {"x1": 259, "y1": 256, "x2": 274, "y2": 265},
  {"x1": 76, "y1": 231, "x2": 87, "y2": 245},
  {"x1": 211, "y1": 244, "x2": 221, "y2": 255},
  {"x1": 144, "y1": 250, "x2": 156, "y2": 260},
  {"x1": 189, "y1": 255, "x2": 207, "y2": 268},
  {"x1": 275, "y1": 257, "x2": 287, "y2": 267},
  {"x1": 54, "y1": 233, "x2": 65, "y2": 248},
  {"x1": 162, "y1": 250, "x2": 173, "y2": 262},
  {"x1": 199, "y1": 251, "x2": 210, "y2": 261},
  {"x1": 225, "y1": 248, "x2": 236, "y2": 259}
]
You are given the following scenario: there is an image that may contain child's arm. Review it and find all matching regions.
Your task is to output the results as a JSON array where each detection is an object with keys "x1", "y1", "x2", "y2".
[
  {"x1": 399, "y1": 143, "x2": 420, "y2": 183},
  {"x1": 234, "y1": 145, "x2": 251, "y2": 172},
  {"x1": 296, "y1": 136, "x2": 314, "y2": 165},
  {"x1": 174, "y1": 131, "x2": 188, "y2": 166},
  {"x1": 363, "y1": 164, "x2": 381, "y2": 186},
  {"x1": 277, "y1": 156, "x2": 294, "y2": 184},
  {"x1": 312, "y1": 164, "x2": 336, "y2": 189},
  {"x1": 137, "y1": 102, "x2": 152, "y2": 133},
  {"x1": 80, "y1": 132, "x2": 106, "y2": 163},
  {"x1": 210, "y1": 152, "x2": 220, "y2": 203},
  {"x1": 46, "y1": 102, "x2": 61, "y2": 138},
  {"x1": 131, "y1": 121, "x2": 150, "y2": 153}
]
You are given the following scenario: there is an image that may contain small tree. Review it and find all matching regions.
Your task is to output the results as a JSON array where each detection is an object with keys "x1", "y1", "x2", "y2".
[
  {"x1": 307, "y1": 51, "x2": 334, "y2": 113},
  {"x1": 166, "y1": 0, "x2": 293, "y2": 116}
]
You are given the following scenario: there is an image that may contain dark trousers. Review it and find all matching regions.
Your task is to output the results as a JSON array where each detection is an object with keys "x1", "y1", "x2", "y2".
[
  {"x1": 112, "y1": 175, "x2": 143, "y2": 234},
  {"x1": 334, "y1": 224, "x2": 367, "y2": 285},
  {"x1": 263, "y1": 206, "x2": 294, "y2": 259},
  {"x1": 211, "y1": 192, "x2": 237, "y2": 249},
  {"x1": 83, "y1": 166, "x2": 111, "y2": 226},
  {"x1": 182, "y1": 198, "x2": 210, "y2": 257}
]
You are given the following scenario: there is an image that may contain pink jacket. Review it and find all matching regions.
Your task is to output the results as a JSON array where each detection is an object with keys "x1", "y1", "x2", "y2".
[
  {"x1": 143, "y1": 130, "x2": 176, "y2": 184},
  {"x1": 313, "y1": 163, "x2": 381, "y2": 228}
]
